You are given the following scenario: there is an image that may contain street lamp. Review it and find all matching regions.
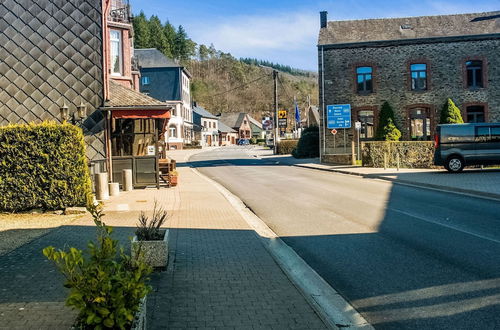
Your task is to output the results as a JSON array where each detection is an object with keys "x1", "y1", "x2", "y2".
[
  {"x1": 59, "y1": 103, "x2": 69, "y2": 121},
  {"x1": 59, "y1": 101, "x2": 87, "y2": 125}
]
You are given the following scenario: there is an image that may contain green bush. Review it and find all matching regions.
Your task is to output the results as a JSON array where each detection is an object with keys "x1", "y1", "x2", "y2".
[
  {"x1": 250, "y1": 137, "x2": 257, "y2": 144},
  {"x1": 292, "y1": 126, "x2": 319, "y2": 158},
  {"x1": 43, "y1": 205, "x2": 152, "y2": 329},
  {"x1": 256, "y1": 138, "x2": 266, "y2": 143},
  {"x1": 276, "y1": 139, "x2": 298, "y2": 155},
  {"x1": 362, "y1": 141, "x2": 434, "y2": 168},
  {"x1": 440, "y1": 98, "x2": 464, "y2": 124},
  {"x1": 376, "y1": 101, "x2": 399, "y2": 140},
  {"x1": 382, "y1": 118, "x2": 401, "y2": 141},
  {"x1": 0, "y1": 122, "x2": 92, "y2": 212}
]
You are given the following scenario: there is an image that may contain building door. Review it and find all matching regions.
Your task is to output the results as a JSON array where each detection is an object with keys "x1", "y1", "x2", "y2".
[
  {"x1": 358, "y1": 110, "x2": 374, "y2": 139},
  {"x1": 409, "y1": 108, "x2": 431, "y2": 140}
]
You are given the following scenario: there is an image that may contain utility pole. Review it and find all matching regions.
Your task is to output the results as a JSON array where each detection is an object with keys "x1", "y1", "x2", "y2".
[{"x1": 273, "y1": 69, "x2": 279, "y2": 155}]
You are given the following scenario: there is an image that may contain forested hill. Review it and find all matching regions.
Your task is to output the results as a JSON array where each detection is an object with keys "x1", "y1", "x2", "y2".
[{"x1": 133, "y1": 12, "x2": 318, "y2": 118}]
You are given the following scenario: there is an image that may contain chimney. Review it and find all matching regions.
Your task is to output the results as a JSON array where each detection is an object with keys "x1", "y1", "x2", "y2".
[{"x1": 320, "y1": 11, "x2": 328, "y2": 28}]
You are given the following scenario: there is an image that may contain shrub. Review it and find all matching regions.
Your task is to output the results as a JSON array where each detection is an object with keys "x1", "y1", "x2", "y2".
[
  {"x1": 376, "y1": 101, "x2": 399, "y2": 140},
  {"x1": 0, "y1": 122, "x2": 92, "y2": 212},
  {"x1": 440, "y1": 98, "x2": 464, "y2": 124},
  {"x1": 250, "y1": 137, "x2": 257, "y2": 144},
  {"x1": 362, "y1": 141, "x2": 434, "y2": 168},
  {"x1": 43, "y1": 204, "x2": 152, "y2": 329},
  {"x1": 256, "y1": 138, "x2": 266, "y2": 143},
  {"x1": 382, "y1": 118, "x2": 401, "y2": 141},
  {"x1": 292, "y1": 126, "x2": 319, "y2": 158},
  {"x1": 276, "y1": 139, "x2": 298, "y2": 155},
  {"x1": 136, "y1": 201, "x2": 168, "y2": 241}
]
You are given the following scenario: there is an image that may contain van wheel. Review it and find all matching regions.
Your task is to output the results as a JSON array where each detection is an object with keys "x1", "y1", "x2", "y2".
[{"x1": 445, "y1": 156, "x2": 464, "y2": 173}]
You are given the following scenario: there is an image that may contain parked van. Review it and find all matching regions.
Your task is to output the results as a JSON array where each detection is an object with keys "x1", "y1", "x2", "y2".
[{"x1": 434, "y1": 123, "x2": 500, "y2": 172}]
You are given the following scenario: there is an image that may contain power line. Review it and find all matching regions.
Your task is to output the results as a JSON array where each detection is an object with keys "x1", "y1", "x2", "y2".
[{"x1": 207, "y1": 74, "x2": 269, "y2": 99}]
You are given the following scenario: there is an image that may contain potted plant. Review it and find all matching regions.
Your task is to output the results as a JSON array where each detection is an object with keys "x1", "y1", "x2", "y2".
[
  {"x1": 131, "y1": 201, "x2": 169, "y2": 268},
  {"x1": 169, "y1": 170, "x2": 178, "y2": 187},
  {"x1": 43, "y1": 204, "x2": 152, "y2": 330}
]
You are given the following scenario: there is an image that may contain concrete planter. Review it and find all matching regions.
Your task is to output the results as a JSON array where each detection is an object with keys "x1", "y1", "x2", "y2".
[
  {"x1": 131, "y1": 230, "x2": 169, "y2": 268},
  {"x1": 131, "y1": 296, "x2": 147, "y2": 330}
]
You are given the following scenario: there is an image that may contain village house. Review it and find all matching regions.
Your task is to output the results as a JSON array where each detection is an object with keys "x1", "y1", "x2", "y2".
[
  {"x1": 0, "y1": 0, "x2": 172, "y2": 187},
  {"x1": 218, "y1": 121, "x2": 238, "y2": 146},
  {"x1": 318, "y1": 11, "x2": 500, "y2": 163},
  {"x1": 218, "y1": 113, "x2": 252, "y2": 141},
  {"x1": 135, "y1": 48, "x2": 193, "y2": 150},
  {"x1": 193, "y1": 105, "x2": 219, "y2": 147}
]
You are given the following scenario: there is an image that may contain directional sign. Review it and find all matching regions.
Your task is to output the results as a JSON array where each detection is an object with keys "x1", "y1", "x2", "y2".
[{"x1": 327, "y1": 104, "x2": 351, "y2": 129}]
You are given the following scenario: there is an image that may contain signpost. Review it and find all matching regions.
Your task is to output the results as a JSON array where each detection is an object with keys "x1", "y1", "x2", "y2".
[
  {"x1": 278, "y1": 110, "x2": 287, "y2": 129},
  {"x1": 355, "y1": 121, "x2": 361, "y2": 161},
  {"x1": 326, "y1": 104, "x2": 351, "y2": 153}
]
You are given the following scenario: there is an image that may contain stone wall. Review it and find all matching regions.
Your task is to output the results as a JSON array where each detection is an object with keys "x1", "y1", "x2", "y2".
[{"x1": 318, "y1": 37, "x2": 500, "y2": 161}]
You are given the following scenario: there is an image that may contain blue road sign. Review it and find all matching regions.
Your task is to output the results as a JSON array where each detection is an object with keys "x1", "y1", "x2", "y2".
[{"x1": 327, "y1": 104, "x2": 351, "y2": 129}]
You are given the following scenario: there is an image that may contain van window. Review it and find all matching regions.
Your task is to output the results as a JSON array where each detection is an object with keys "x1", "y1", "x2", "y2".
[{"x1": 441, "y1": 125, "x2": 474, "y2": 143}]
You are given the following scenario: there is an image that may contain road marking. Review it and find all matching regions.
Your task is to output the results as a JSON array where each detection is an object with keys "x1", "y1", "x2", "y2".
[{"x1": 390, "y1": 207, "x2": 500, "y2": 245}]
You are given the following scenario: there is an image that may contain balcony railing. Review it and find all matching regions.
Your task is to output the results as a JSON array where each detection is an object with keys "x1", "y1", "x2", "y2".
[{"x1": 109, "y1": 0, "x2": 131, "y2": 23}]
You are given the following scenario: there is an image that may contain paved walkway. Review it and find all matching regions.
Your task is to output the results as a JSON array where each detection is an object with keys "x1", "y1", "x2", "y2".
[{"x1": 0, "y1": 147, "x2": 326, "y2": 329}]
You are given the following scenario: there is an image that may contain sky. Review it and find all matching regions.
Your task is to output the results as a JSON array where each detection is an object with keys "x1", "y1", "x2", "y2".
[{"x1": 129, "y1": 0, "x2": 499, "y2": 71}]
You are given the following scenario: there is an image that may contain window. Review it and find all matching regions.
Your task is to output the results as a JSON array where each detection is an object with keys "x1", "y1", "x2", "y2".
[
  {"x1": 491, "y1": 127, "x2": 500, "y2": 142},
  {"x1": 466, "y1": 60, "x2": 483, "y2": 88},
  {"x1": 203, "y1": 120, "x2": 207, "y2": 128},
  {"x1": 110, "y1": 30, "x2": 122, "y2": 76},
  {"x1": 169, "y1": 126, "x2": 177, "y2": 139},
  {"x1": 466, "y1": 105, "x2": 485, "y2": 123},
  {"x1": 409, "y1": 108, "x2": 431, "y2": 140},
  {"x1": 141, "y1": 76, "x2": 150, "y2": 85},
  {"x1": 410, "y1": 63, "x2": 427, "y2": 91},
  {"x1": 475, "y1": 127, "x2": 490, "y2": 142},
  {"x1": 111, "y1": 119, "x2": 156, "y2": 156},
  {"x1": 358, "y1": 110, "x2": 374, "y2": 139},
  {"x1": 356, "y1": 66, "x2": 373, "y2": 93}
]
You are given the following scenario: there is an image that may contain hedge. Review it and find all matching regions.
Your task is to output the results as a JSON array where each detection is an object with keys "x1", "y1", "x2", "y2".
[
  {"x1": 362, "y1": 141, "x2": 434, "y2": 168},
  {"x1": 0, "y1": 122, "x2": 92, "y2": 212},
  {"x1": 292, "y1": 126, "x2": 319, "y2": 158},
  {"x1": 276, "y1": 140, "x2": 298, "y2": 155}
]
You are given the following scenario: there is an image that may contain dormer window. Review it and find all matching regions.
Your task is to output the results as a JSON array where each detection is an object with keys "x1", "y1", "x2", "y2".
[{"x1": 110, "y1": 29, "x2": 122, "y2": 76}]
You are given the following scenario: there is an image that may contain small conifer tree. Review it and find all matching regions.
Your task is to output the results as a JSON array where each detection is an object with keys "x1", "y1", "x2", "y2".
[
  {"x1": 376, "y1": 101, "x2": 399, "y2": 140},
  {"x1": 439, "y1": 98, "x2": 464, "y2": 124},
  {"x1": 382, "y1": 118, "x2": 401, "y2": 141}
]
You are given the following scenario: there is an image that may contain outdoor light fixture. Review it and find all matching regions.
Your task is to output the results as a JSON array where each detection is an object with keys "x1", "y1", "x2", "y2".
[
  {"x1": 76, "y1": 101, "x2": 87, "y2": 119},
  {"x1": 59, "y1": 103, "x2": 69, "y2": 121}
]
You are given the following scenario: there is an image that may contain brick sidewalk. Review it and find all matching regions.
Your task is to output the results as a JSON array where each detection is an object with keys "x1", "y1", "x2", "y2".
[{"x1": 0, "y1": 150, "x2": 326, "y2": 329}]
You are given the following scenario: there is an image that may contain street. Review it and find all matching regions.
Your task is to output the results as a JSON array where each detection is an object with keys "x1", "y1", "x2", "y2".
[{"x1": 189, "y1": 146, "x2": 500, "y2": 330}]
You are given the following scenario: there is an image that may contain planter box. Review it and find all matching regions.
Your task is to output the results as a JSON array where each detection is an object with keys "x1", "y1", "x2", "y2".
[
  {"x1": 131, "y1": 296, "x2": 147, "y2": 330},
  {"x1": 131, "y1": 229, "x2": 169, "y2": 268}
]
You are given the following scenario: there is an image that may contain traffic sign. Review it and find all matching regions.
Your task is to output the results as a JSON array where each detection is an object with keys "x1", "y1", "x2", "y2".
[
  {"x1": 278, "y1": 110, "x2": 287, "y2": 128},
  {"x1": 355, "y1": 121, "x2": 361, "y2": 130},
  {"x1": 331, "y1": 129, "x2": 337, "y2": 135},
  {"x1": 326, "y1": 104, "x2": 351, "y2": 129}
]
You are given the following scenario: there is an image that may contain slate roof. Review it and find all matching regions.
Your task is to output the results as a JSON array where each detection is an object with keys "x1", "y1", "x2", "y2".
[
  {"x1": 218, "y1": 121, "x2": 237, "y2": 133},
  {"x1": 134, "y1": 48, "x2": 180, "y2": 68},
  {"x1": 105, "y1": 80, "x2": 169, "y2": 108},
  {"x1": 193, "y1": 105, "x2": 218, "y2": 119},
  {"x1": 318, "y1": 11, "x2": 500, "y2": 45},
  {"x1": 247, "y1": 115, "x2": 263, "y2": 129},
  {"x1": 219, "y1": 113, "x2": 247, "y2": 129}
]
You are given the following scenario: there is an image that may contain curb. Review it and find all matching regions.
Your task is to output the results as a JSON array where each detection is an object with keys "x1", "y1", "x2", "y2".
[
  {"x1": 292, "y1": 164, "x2": 500, "y2": 202},
  {"x1": 190, "y1": 167, "x2": 374, "y2": 330}
]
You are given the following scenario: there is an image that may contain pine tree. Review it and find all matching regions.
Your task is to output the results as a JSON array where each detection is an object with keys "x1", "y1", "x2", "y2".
[
  {"x1": 148, "y1": 15, "x2": 170, "y2": 57},
  {"x1": 174, "y1": 25, "x2": 196, "y2": 61},
  {"x1": 163, "y1": 21, "x2": 176, "y2": 58},
  {"x1": 376, "y1": 101, "x2": 398, "y2": 140},
  {"x1": 382, "y1": 118, "x2": 401, "y2": 141},
  {"x1": 439, "y1": 98, "x2": 464, "y2": 124},
  {"x1": 132, "y1": 12, "x2": 150, "y2": 48},
  {"x1": 198, "y1": 44, "x2": 209, "y2": 61}
]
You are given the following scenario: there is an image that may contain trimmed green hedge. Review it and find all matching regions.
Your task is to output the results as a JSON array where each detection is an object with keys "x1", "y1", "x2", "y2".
[
  {"x1": 0, "y1": 122, "x2": 92, "y2": 212},
  {"x1": 362, "y1": 141, "x2": 434, "y2": 168},
  {"x1": 276, "y1": 139, "x2": 298, "y2": 155}
]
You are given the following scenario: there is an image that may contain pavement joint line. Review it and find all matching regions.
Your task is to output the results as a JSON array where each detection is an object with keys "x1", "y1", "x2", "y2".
[
  {"x1": 291, "y1": 163, "x2": 500, "y2": 202},
  {"x1": 190, "y1": 166, "x2": 374, "y2": 330}
]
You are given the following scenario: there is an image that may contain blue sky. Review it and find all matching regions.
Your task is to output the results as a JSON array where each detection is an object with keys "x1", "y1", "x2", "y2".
[{"x1": 129, "y1": 0, "x2": 499, "y2": 71}]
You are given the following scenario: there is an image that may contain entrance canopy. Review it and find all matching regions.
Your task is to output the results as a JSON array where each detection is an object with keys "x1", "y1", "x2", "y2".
[{"x1": 111, "y1": 109, "x2": 171, "y2": 119}]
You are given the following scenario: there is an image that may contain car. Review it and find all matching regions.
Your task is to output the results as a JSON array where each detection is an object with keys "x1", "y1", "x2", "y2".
[
  {"x1": 434, "y1": 123, "x2": 500, "y2": 172},
  {"x1": 237, "y1": 139, "x2": 250, "y2": 145}
]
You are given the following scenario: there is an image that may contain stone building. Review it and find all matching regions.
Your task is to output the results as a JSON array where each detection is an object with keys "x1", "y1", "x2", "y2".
[{"x1": 318, "y1": 11, "x2": 500, "y2": 163}]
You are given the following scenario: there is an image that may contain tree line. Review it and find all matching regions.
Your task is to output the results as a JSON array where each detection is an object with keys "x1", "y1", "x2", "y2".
[{"x1": 239, "y1": 58, "x2": 315, "y2": 77}]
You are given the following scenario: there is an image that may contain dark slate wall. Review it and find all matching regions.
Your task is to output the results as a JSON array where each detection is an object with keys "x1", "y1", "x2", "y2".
[
  {"x1": 139, "y1": 67, "x2": 180, "y2": 101},
  {"x1": 319, "y1": 38, "x2": 500, "y2": 152},
  {"x1": 0, "y1": 0, "x2": 106, "y2": 161}
]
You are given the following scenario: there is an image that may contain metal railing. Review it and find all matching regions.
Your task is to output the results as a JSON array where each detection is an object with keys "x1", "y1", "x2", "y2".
[{"x1": 109, "y1": 0, "x2": 131, "y2": 23}]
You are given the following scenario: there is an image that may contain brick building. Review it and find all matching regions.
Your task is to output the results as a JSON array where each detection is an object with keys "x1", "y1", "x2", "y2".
[{"x1": 317, "y1": 11, "x2": 500, "y2": 163}]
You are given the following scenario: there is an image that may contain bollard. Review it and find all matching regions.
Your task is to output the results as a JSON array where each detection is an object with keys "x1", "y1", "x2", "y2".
[
  {"x1": 95, "y1": 173, "x2": 109, "y2": 200},
  {"x1": 109, "y1": 182, "x2": 120, "y2": 197},
  {"x1": 122, "y1": 169, "x2": 133, "y2": 191}
]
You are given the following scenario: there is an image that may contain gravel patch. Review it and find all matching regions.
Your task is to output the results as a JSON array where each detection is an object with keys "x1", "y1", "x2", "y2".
[{"x1": 0, "y1": 213, "x2": 82, "y2": 256}]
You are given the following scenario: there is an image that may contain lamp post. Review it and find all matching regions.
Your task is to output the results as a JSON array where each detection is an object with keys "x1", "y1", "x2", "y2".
[{"x1": 59, "y1": 101, "x2": 87, "y2": 125}]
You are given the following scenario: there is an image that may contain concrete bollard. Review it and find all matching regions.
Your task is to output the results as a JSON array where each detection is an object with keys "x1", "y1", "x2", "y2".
[
  {"x1": 122, "y1": 169, "x2": 133, "y2": 191},
  {"x1": 95, "y1": 173, "x2": 109, "y2": 200},
  {"x1": 109, "y1": 182, "x2": 120, "y2": 197}
]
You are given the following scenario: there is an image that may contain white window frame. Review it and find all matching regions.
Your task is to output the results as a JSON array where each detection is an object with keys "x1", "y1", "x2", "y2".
[{"x1": 110, "y1": 29, "x2": 123, "y2": 76}]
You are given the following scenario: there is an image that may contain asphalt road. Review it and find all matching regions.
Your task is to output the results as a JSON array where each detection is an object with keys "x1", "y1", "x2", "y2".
[{"x1": 189, "y1": 146, "x2": 500, "y2": 330}]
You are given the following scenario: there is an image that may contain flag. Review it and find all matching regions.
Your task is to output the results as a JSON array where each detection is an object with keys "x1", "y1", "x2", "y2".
[{"x1": 294, "y1": 101, "x2": 301, "y2": 127}]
